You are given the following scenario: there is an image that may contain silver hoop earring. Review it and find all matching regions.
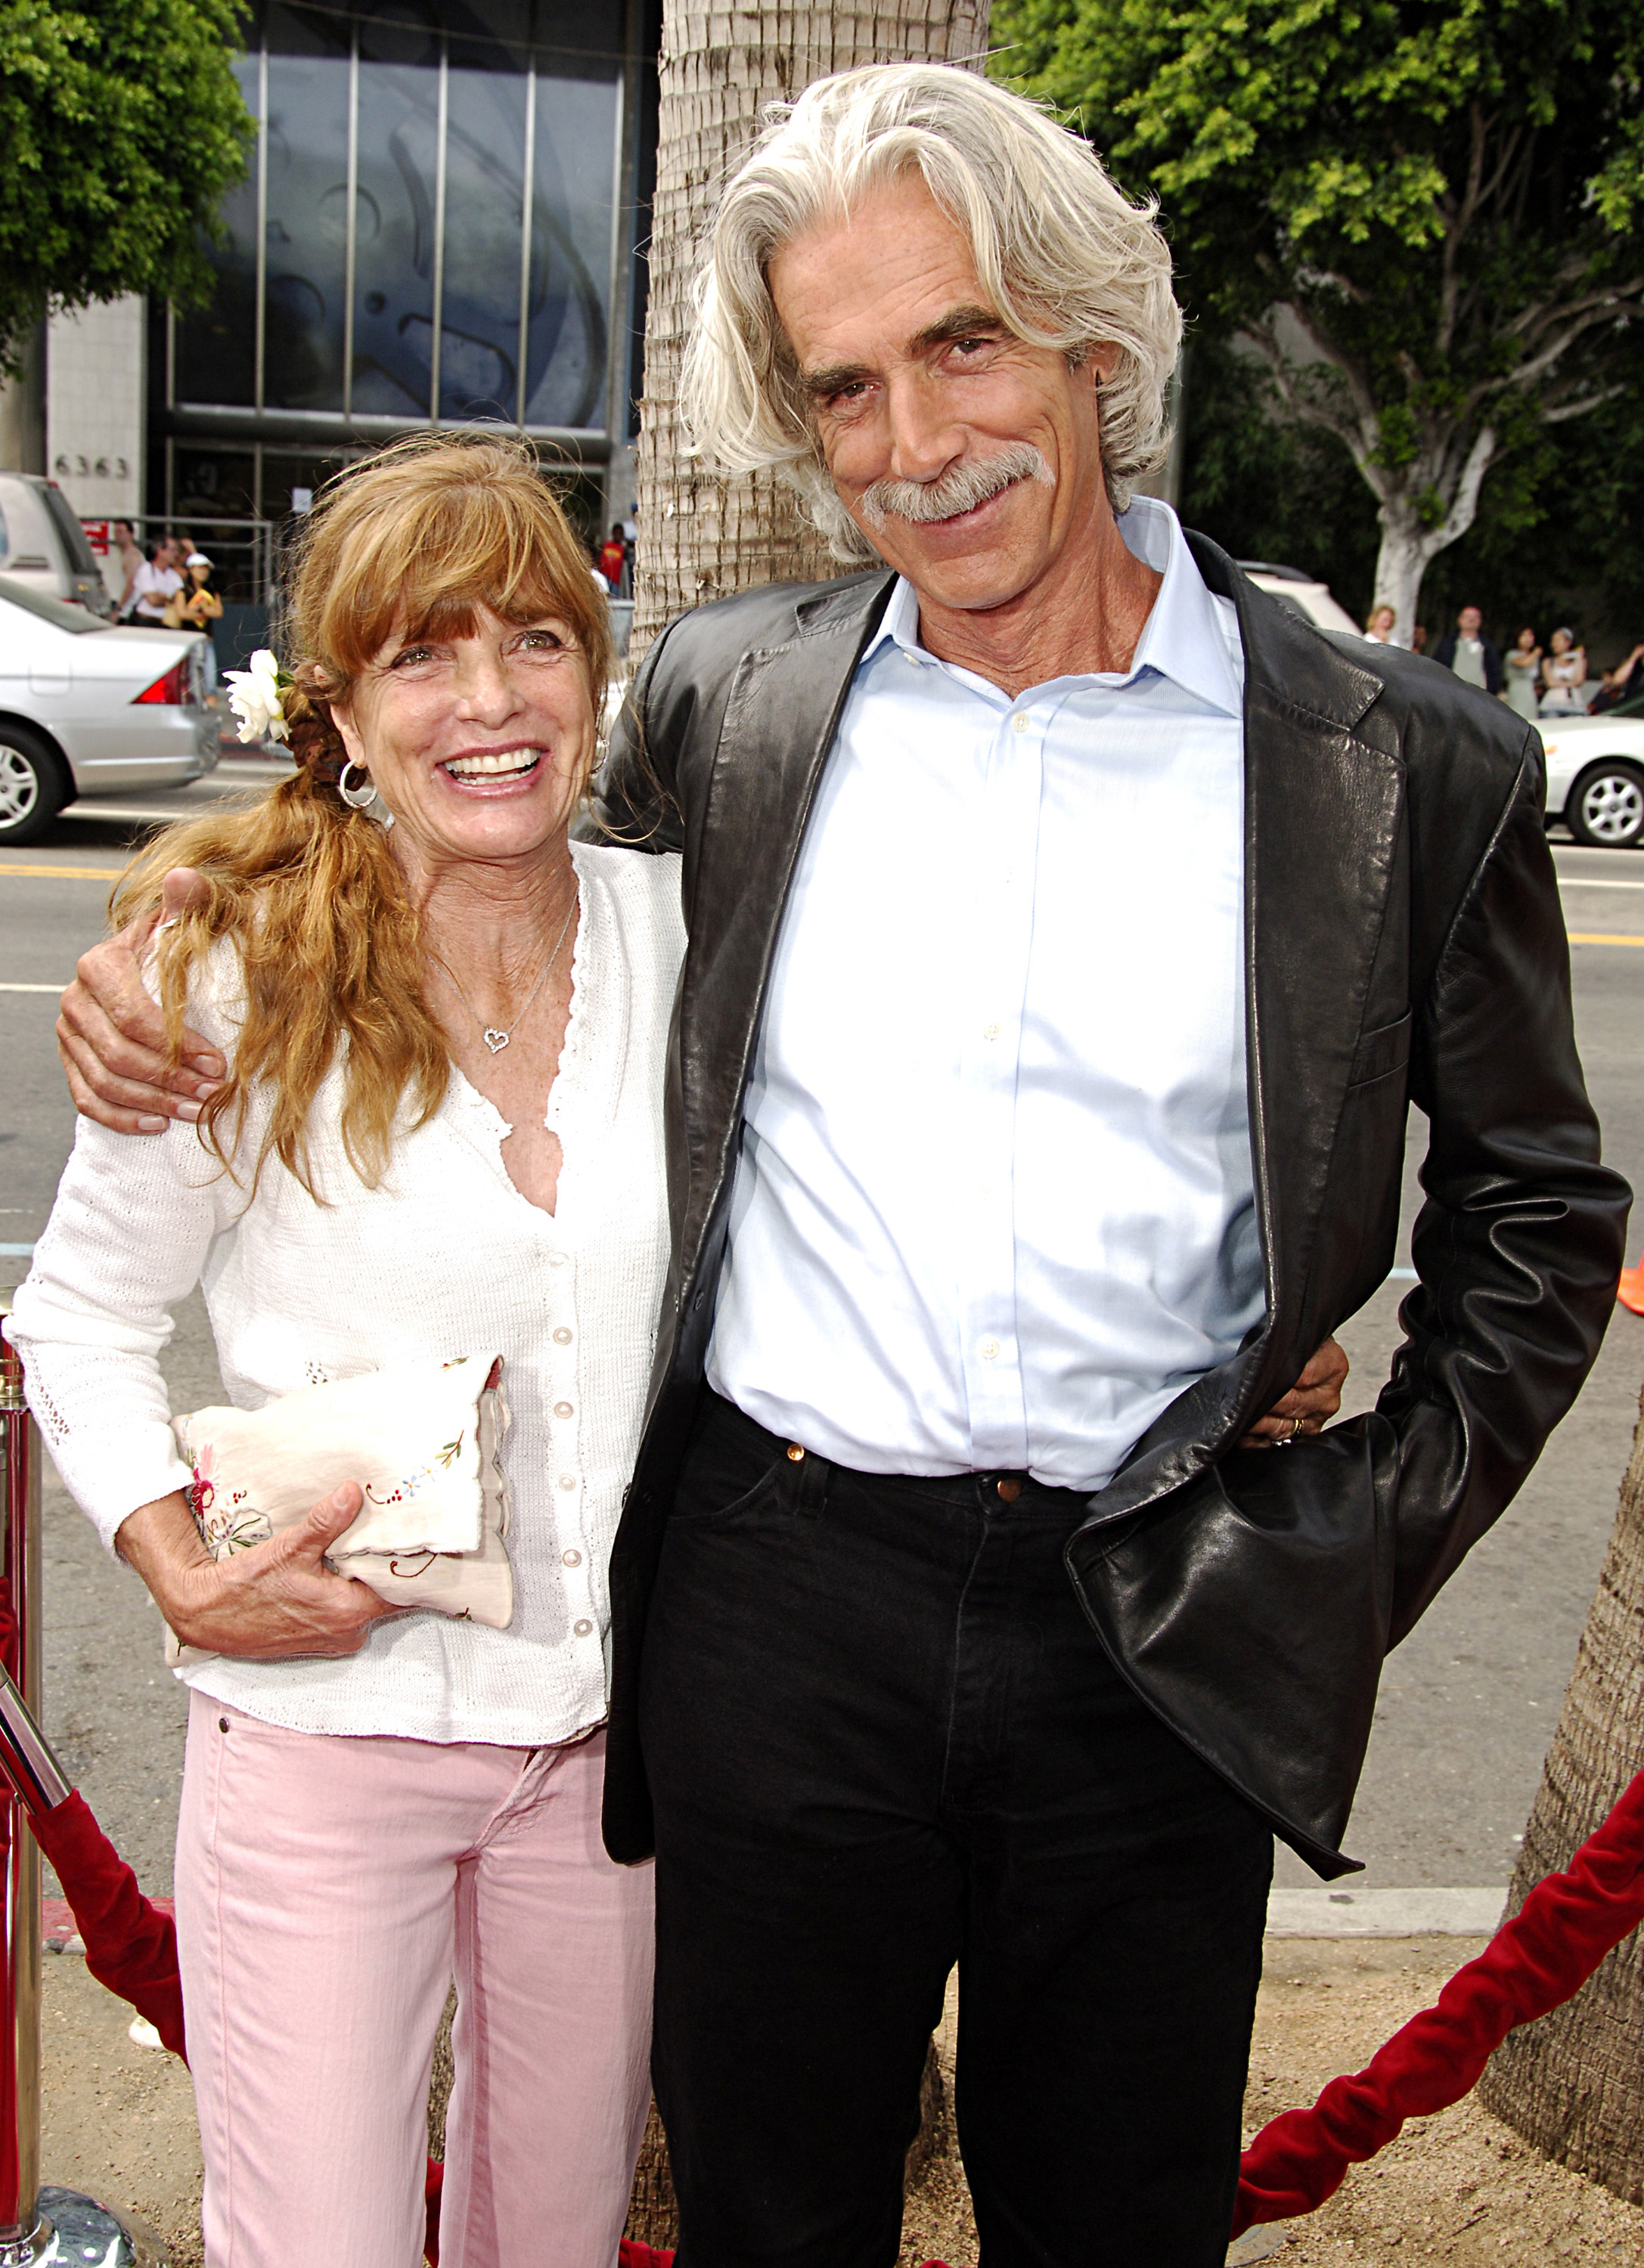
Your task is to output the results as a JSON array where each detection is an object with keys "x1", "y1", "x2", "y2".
[{"x1": 337, "y1": 761, "x2": 379, "y2": 812}]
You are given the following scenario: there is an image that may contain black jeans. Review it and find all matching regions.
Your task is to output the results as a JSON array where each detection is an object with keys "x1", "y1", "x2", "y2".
[{"x1": 639, "y1": 1394, "x2": 1273, "y2": 2268}]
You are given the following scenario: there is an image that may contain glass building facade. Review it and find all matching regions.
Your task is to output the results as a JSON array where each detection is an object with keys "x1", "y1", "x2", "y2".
[{"x1": 152, "y1": 0, "x2": 655, "y2": 531}]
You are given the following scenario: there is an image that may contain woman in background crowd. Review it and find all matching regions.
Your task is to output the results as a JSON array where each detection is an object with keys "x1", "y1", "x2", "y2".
[
  {"x1": 1504, "y1": 627, "x2": 1542, "y2": 721},
  {"x1": 1540, "y1": 626, "x2": 1589, "y2": 716},
  {"x1": 1364, "y1": 603, "x2": 1398, "y2": 643},
  {"x1": 166, "y1": 553, "x2": 225, "y2": 689}
]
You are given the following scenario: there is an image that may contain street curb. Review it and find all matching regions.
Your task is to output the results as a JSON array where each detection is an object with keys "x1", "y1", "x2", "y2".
[{"x1": 1267, "y1": 1886, "x2": 1505, "y2": 1938}]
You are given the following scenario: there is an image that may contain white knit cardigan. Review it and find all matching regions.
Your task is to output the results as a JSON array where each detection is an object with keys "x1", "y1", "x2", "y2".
[{"x1": 6, "y1": 843, "x2": 684, "y2": 1746}]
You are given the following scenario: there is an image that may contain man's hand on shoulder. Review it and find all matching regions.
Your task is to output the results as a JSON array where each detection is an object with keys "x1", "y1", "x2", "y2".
[{"x1": 57, "y1": 868, "x2": 225, "y2": 1133}]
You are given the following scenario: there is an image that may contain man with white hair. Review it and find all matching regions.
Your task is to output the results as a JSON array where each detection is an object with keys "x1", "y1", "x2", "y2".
[
  {"x1": 589, "y1": 64, "x2": 1622, "y2": 2265},
  {"x1": 55, "y1": 60, "x2": 1627, "y2": 2268}
]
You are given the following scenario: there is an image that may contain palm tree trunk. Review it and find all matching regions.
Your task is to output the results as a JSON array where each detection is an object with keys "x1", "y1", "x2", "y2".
[
  {"x1": 631, "y1": 0, "x2": 994, "y2": 658},
  {"x1": 1477, "y1": 1378, "x2": 1644, "y2": 2199}
]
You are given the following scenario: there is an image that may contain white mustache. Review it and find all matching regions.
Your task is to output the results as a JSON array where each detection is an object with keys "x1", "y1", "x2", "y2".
[{"x1": 858, "y1": 445, "x2": 1053, "y2": 531}]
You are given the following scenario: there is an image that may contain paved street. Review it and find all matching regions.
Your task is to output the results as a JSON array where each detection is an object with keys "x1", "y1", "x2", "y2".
[{"x1": 2, "y1": 782, "x2": 1642, "y2": 1899}]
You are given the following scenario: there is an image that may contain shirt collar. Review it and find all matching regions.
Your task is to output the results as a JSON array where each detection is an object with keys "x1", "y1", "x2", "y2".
[{"x1": 861, "y1": 494, "x2": 1243, "y2": 717}]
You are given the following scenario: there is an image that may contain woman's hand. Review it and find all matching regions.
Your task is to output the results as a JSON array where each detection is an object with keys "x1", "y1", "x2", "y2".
[
  {"x1": 1239, "y1": 1337, "x2": 1349, "y2": 1447},
  {"x1": 57, "y1": 869, "x2": 225, "y2": 1132},
  {"x1": 116, "y1": 1484, "x2": 401, "y2": 1659}
]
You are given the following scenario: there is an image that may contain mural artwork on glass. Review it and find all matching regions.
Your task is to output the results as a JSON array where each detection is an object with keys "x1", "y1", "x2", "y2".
[{"x1": 176, "y1": 1, "x2": 622, "y2": 436}]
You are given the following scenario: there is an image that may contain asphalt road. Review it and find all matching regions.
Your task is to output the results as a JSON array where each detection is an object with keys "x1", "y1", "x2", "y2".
[{"x1": 2, "y1": 784, "x2": 1642, "y2": 1896}]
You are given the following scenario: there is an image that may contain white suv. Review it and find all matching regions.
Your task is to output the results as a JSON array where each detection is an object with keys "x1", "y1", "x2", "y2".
[{"x1": 0, "y1": 473, "x2": 114, "y2": 618}]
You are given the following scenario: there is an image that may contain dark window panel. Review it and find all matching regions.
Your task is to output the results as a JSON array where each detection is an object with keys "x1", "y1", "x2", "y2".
[
  {"x1": 263, "y1": 50, "x2": 352, "y2": 411},
  {"x1": 437, "y1": 65, "x2": 529, "y2": 423},
  {"x1": 523, "y1": 73, "x2": 616, "y2": 429},
  {"x1": 351, "y1": 55, "x2": 439, "y2": 417},
  {"x1": 173, "y1": 55, "x2": 260, "y2": 407}
]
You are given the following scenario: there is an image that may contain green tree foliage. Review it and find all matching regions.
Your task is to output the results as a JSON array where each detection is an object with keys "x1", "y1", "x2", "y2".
[
  {"x1": 991, "y1": 0, "x2": 1644, "y2": 635},
  {"x1": 1179, "y1": 336, "x2": 1644, "y2": 647},
  {"x1": 0, "y1": 0, "x2": 252, "y2": 374}
]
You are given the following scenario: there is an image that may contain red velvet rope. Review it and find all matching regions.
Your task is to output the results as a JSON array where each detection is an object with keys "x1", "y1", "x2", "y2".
[
  {"x1": 27, "y1": 1789, "x2": 188, "y2": 2062},
  {"x1": 1233, "y1": 1768, "x2": 1644, "y2": 2237}
]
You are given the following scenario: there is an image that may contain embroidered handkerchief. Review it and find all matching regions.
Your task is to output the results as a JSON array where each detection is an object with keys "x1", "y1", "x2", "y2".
[{"x1": 166, "y1": 1353, "x2": 513, "y2": 1662}]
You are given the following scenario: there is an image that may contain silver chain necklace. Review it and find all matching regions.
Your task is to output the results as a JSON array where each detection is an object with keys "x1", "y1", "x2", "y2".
[{"x1": 431, "y1": 888, "x2": 578, "y2": 1054}]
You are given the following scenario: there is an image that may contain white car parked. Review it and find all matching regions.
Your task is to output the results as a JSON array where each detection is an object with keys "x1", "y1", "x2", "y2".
[
  {"x1": 1537, "y1": 702, "x2": 1644, "y2": 849},
  {"x1": 0, "y1": 573, "x2": 218, "y2": 844},
  {"x1": 1237, "y1": 561, "x2": 1368, "y2": 639}
]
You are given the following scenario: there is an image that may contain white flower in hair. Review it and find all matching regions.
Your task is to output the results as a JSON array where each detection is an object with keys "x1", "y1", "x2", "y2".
[{"x1": 224, "y1": 649, "x2": 291, "y2": 745}]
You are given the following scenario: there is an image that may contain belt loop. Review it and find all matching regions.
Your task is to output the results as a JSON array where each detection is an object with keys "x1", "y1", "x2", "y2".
[{"x1": 782, "y1": 1440, "x2": 830, "y2": 1517}]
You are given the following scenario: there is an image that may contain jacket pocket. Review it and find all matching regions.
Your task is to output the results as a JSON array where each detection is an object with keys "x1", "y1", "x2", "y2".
[
  {"x1": 1347, "y1": 1009, "x2": 1412, "y2": 1089},
  {"x1": 1065, "y1": 1413, "x2": 1400, "y2": 1877}
]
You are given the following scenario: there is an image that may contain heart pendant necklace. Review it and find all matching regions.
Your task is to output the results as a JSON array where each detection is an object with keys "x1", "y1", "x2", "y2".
[{"x1": 433, "y1": 886, "x2": 578, "y2": 1056}]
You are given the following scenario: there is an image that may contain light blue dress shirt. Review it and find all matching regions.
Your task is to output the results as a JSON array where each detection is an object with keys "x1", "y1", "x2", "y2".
[{"x1": 706, "y1": 497, "x2": 1264, "y2": 1492}]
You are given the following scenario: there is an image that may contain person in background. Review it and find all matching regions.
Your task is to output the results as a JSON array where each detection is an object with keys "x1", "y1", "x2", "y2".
[
  {"x1": 1432, "y1": 604, "x2": 1504, "y2": 696},
  {"x1": 1410, "y1": 623, "x2": 1428, "y2": 655},
  {"x1": 1540, "y1": 626, "x2": 1589, "y2": 717},
  {"x1": 166, "y1": 554, "x2": 225, "y2": 690},
  {"x1": 1589, "y1": 641, "x2": 1644, "y2": 716},
  {"x1": 598, "y1": 522, "x2": 627, "y2": 591},
  {"x1": 1504, "y1": 627, "x2": 1543, "y2": 722},
  {"x1": 1364, "y1": 603, "x2": 1398, "y2": 643},
  {"x1": 127, "y1": 537, "x2": 184, "y2": 626},
  {"x1": 589, "y1": 543, "x2": 613, "y2": 596},
  {"x1": 112, "y1": 520, "x2": 144, "y2": 612}
]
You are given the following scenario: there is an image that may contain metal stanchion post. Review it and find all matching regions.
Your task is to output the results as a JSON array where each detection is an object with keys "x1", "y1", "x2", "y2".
[
  {"x1": 0, "y1": 1309, "x2": 44, "y2": 2267},
  {"x1": 0, "y1": 1309, "x2": 167, "y2": 2266}
]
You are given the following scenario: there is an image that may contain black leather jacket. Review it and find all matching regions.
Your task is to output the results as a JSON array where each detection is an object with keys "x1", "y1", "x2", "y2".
[{"x1": 588, "y1": 534, "x2": 1630, "y2": 1878}]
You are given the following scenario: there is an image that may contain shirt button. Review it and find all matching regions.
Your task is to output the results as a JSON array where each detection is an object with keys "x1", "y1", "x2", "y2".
[
  {"x1": 980, "y1": 1337, "x2": 1000, "y2": 1361},
  {"x1": 553, "y1": 1327, "x2": 573, "y2": 1345},
  {"x1": 1012, "y1": 712, "x2": 1028, "y2": 734},
  {"x1": 573, "y1": 1618, "x2": 594, "y2": 1637},
  {"x1": 554, "y1": 1401, "x2": 574, "y2": 1419},
  {"x1": 547, "y1": 1251, "x2": 566, "y2": 1269},
  {"x1": 563, "y1": 1548, "x2": 582, "y2": 1568},
  {"x1": 982, "y1": 1021, "x2": 1000, "y2": 1040},
  {"x1": 558, "y1": 1473, "x2": 578, "y2": 1491}
]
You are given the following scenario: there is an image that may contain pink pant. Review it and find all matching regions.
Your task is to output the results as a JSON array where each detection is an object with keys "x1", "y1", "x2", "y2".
[{"x1": 175, "y1": 1694, "x2": 655, "y2": 2268}]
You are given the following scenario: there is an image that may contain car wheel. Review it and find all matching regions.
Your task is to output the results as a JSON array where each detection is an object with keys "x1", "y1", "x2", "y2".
[
  {"x1": 1567, "y1": 761, "x2": 1644, "y2": 849},
  {"x1": 0, "y1": 726, "x2": 67, "y2": 847}
]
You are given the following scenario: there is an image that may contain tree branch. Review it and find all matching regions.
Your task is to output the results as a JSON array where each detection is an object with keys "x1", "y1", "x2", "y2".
[
  {"x1": 1438, "y1": 102, "x2": 1489, "y2": 356},
  {"x1": 1430, "y1": 424, "x2": 1497, "y2": 550},
  {"x1": 1266, "y1": 299, "x2": 1382, "y2": 440},
  {"x1": 1506, "y1": 290, "x2": 1643, "y2": 392},
  {"x1": 1541, "y1": 384, "x2": 1627, "y2": 424},
  {"x1": 1242, "y1": 321, "x2": 1390, "y2": 500}
]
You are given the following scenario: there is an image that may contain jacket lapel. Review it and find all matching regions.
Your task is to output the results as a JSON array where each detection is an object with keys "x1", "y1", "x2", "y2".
[
  {"x1": 673, "y1": 572, "x2": 895, "y2": 1292},
  {"x1": 1081, "y1": 540, "x2": 1403, "y2": 1521}
]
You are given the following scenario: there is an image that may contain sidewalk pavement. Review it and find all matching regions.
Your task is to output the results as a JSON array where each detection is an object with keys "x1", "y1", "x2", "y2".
[{"x1": 36, "y1": 1920, "x2": 1644, "y2": 2268}]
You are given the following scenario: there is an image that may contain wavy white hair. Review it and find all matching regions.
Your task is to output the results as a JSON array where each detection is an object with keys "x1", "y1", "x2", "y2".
[{"x1": 681, "y1": 64, "x2": 1183, "y2": 562}]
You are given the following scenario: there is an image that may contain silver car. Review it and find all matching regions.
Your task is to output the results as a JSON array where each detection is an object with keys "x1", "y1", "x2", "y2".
[
  {"x1": 0, "y1": 573, "x2": 218, "y2": 844},
  {"x1": 0, "y1": 472, "x2": 116, "y2": 618}
]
